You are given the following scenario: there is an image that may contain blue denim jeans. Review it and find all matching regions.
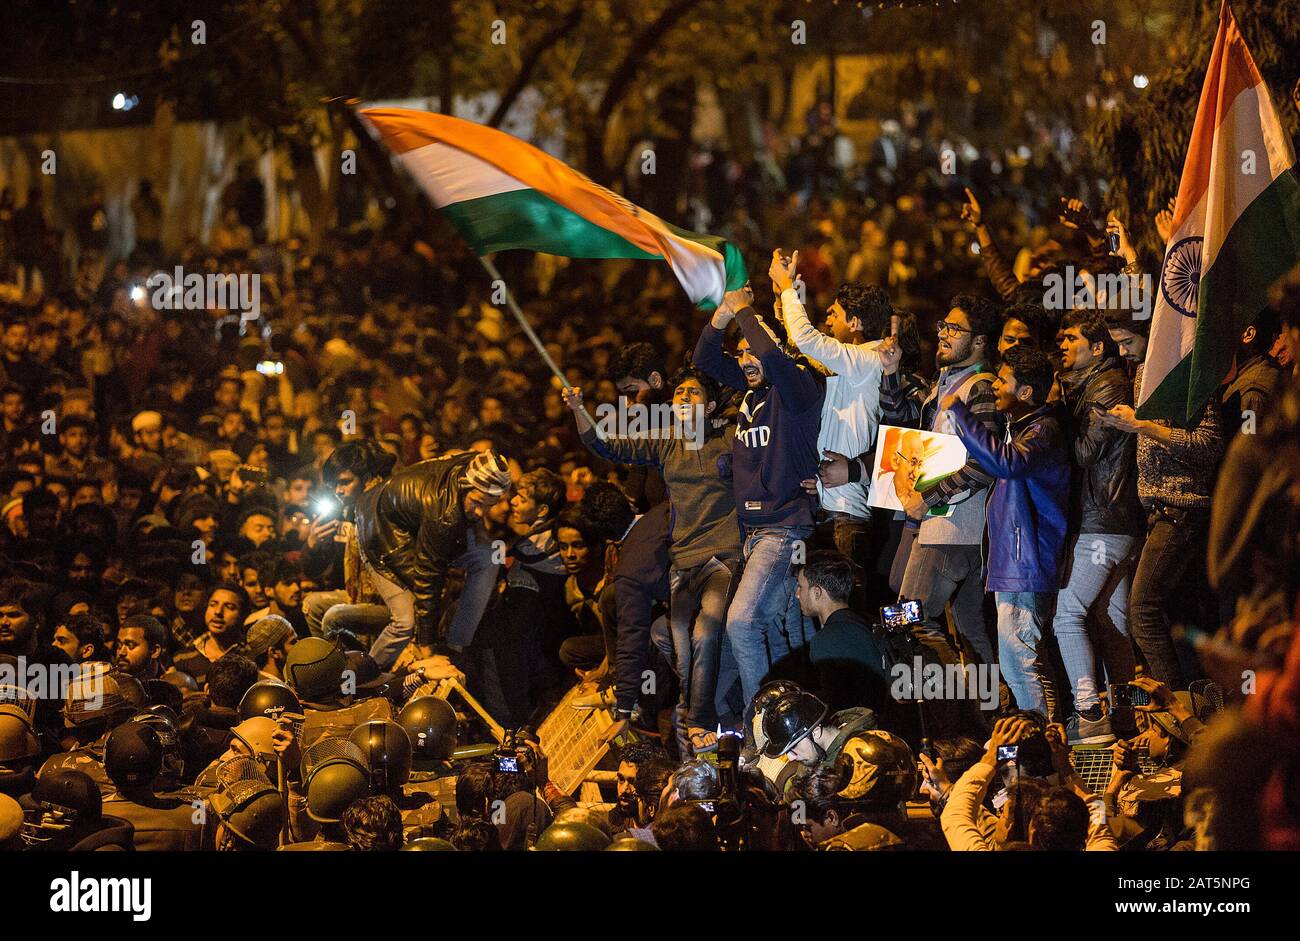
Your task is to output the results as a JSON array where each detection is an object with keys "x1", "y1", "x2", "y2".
[
  {"x1": 364, "y1": 532, "x2": 500, "y2": 667},
  {"x1": 445, "y1": 530, "x2": 503, "y2": 649},
  {"x1": 1052, "y1": 533, "x2": 1138, "y2": 712},
  {"x1": 303, "y1": 589, "x2": 391, "y2": 641},
  {"x1": 651, "y1": 613, "x2": 673, "y2": 664},
  {"x1": 897, "y1": 539, "x2": 993, "y2": 664},
  {"x1": 366, "y1": 565, "x2": 420, "y2": 670},
  {"x1": 994, "y1": 591, "x2": 1054, "y2": 716},
  {"x1": 304, "y1": 589, "x2": 348, "y2": 637},
  {"x1": 726, "y1": 525, "x2": 814, "y2": 706},
  {"x1": 669, "y1": 557, "x2": 738, "y2": 753}
]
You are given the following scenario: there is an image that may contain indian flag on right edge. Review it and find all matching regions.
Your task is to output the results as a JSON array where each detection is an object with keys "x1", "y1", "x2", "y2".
[{"x1": 1137, "y1": 0, "x2": 1300, "y2": 426}]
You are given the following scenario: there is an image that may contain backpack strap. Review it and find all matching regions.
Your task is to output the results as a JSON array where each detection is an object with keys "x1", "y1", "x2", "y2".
[{"x1": 953, "y1": 369, "x2": 997, "y2": 403}]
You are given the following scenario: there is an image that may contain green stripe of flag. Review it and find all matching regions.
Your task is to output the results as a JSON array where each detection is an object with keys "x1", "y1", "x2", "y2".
[
  {"x1": 1136, "y1": 356, "x2": 1197, "y2": 426},
  {"x1": 720, "y1": 241, "x2": 749, "y2": 292},
  {"x1": 662, "y1": 221, "x2": 750, "y2": 292},
  {"x1": 442, "y1": 188, "x2": 661, "y2": 260}
]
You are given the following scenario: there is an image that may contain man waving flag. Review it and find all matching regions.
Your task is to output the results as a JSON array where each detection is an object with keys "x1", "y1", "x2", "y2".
[
  {"x1": 1138, "y1": 0, "x2": 1300, "y2": 426},
  {"x1": 360, "y1": 107, "x2": 747, "y2": 311}
]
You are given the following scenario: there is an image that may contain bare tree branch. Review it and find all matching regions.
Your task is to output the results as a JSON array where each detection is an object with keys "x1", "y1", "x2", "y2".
[
  {"x1": 597, "y1": 0, "x2": 704, "y2": 125},
  {"x1": 583, "y1": 0, "x2": 706, "y2": 180},
  {"x1": 488, "y1": 3, "x2": 586, "y2": 128}
]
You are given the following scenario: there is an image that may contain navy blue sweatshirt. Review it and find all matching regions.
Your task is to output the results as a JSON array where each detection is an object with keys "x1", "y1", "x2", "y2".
[{"x1": 694, "y1": 305, "x2": 824, "y2": 528}]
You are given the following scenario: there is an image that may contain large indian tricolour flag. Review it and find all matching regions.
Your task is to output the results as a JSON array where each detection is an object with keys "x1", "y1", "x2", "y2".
[
  {"x1": 360, "y1": 107, "x2": 747, "y2": 310},
  {"x1": 1137, "y1": 0, "x2": 1300, "y2": 426}
]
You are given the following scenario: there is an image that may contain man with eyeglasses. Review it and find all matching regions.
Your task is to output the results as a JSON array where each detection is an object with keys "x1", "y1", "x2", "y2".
[{"x1": 879, "y1": 295, "x2": 1003, "y2": 680}]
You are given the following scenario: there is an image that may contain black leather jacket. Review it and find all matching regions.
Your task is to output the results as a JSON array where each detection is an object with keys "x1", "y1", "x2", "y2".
[
  {"x1": 355, "y1": 451, "x2": 476, "y2": 629},
  {"x1": 1059, "y1": 355, "x2": 1145, "y2": 536}
]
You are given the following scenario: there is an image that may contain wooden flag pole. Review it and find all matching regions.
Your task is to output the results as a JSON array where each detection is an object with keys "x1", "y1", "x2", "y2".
[
  {"x1": 475, "y1": 254, "x2": 599, "y2": 429},
  {"x1": 334, "y1": 98, "x2": 598, "y2": 429}
]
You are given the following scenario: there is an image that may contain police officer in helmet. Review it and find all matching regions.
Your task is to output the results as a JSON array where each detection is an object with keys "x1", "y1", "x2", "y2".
[
  {"x1": 789, "y1": 730, "x2": 923, "y2": 850},
  {"x1": 349, "y1": 719, "x2": 442, "y2": 838},
  {"x1": 397, "y1": 696, "x2": 458, "y2": 776},
  {"x1": 19, "y1": 769, "x2": 134, "y2": 851},
  {"x1": 239, "y1": 681, "x2": 301, "y2": 722},
  {"x1": 762, "y1": 689, "x2": 880, "y2": 769},
  {"x1": 101, "y1": 713, "x2": 206, "y2": 851}
]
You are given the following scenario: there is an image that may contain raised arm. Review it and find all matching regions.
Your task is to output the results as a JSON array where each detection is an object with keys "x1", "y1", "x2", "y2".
[
  {"x1": 693, "y1": 300, "x2": 748, "y2": 391},
  {"x1": 563, "y1": 386, "x2": 667, "y2": 467},
  {"x1": 941, "y1": 716, "x2": 1031, "y2": 851},
  {"x1": 579, "y1": 427, "x2": 665, "y2": 467},
  {"x1": 783, "y1": 287, "x2": 882, "y2": 381},
  {"x1": 962, "y1": 188, "x2": 1018, "y2": 300},
  {"x1": 1045, "y1": 722, "x2": 1119, "y2": 851},
  {"x1": 771, "y1": 249, "x2": 882, "y2": 382}
]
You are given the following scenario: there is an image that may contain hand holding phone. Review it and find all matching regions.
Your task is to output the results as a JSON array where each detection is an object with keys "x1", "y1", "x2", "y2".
[
  {"x1": 1128, "y1": 674, "x2": 1179, "y2": 712},
  {"x1": 306, "y1": 516, "x2": 339, "y2": 550},
  {"x1": 880, "y1": 599, "x2": 924, "y2": 631},
  {"x1": 986, "y1": 715, "x2": 1032, "y2": 767},
  {"x1": 1110, "y1": 682, "x2": 1153, "y2": 709}
]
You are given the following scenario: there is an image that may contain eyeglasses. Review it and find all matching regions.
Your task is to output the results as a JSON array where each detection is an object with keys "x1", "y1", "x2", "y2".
[{"x1": 936, "y1": 321, "x2": 972, "y2": 336}]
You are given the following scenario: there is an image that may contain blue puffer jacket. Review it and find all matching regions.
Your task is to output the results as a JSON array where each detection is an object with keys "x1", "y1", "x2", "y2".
[{"x1": 948, "y1": 400, "x2": 1070, "y2": 593}]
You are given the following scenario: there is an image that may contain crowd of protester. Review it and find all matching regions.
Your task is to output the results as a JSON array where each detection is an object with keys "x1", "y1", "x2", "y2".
[{"x1": 0, "y1": 106, "x2": 1299, "y2": 851}]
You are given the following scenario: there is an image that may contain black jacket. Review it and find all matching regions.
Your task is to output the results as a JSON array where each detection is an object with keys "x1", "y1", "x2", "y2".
[
  {"x1": 355, "y1": 452, "x2": 476, "y2": 631},
  {"x1": 1059, "y1": 356, "x2": 1144, "y2": 536},
  {"x1": 1221, "y1": 353, "x2": 1282, "y2": 432},
  {"x1": 807, "y1": 608, "x2": 891, "y2": 716},
  {"x1": 611, "y1": 503, "x2": 672, "y2": 715}
]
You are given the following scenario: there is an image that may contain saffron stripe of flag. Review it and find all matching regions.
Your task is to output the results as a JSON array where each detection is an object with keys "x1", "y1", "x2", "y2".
[{"x1": 360, "y1": 108, "x2": 747, "y2": 310}]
